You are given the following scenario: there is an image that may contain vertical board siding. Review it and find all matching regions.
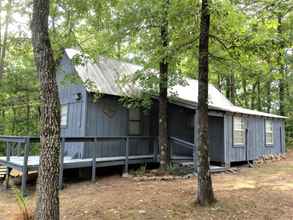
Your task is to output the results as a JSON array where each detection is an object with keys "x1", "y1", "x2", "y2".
[
  {"x1": 208, "y1": 116, "x2": 225, "y2": 162},
  {"x1": 84, "y1": 96, "x2": 151, "y2": 158},
  {"x1": 225, "y1": 113, "x2": 285, "y2": 164},
  {"x1": 56, "y1": 54, "x2": 87, "y2": 158},
  {"x1": 227, "y1": 113, "x2": 246, "y2": 162},
  {"x1": 84, "y1": 96, "x2": 127, "y2": 158}
]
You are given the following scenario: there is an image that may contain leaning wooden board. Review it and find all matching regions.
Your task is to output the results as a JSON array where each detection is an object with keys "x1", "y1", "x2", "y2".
[{"x1": 0, "y1": 165, "x2": 6, "y2": 178}]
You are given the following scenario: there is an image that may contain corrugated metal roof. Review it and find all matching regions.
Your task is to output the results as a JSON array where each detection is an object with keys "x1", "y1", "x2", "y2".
[{"x1": 65, "y1": 48, "x2": 285, "y2": 119}]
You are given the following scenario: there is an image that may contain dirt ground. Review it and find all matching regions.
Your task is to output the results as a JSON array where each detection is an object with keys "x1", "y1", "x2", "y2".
[{"x1": 1, "y1": 150, "x2": 293, "y2": 220}]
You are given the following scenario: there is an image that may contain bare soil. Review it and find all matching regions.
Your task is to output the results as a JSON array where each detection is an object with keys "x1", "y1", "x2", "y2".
[{"x1": 1, "y1": 150, "x2": 293, "y2": 220}]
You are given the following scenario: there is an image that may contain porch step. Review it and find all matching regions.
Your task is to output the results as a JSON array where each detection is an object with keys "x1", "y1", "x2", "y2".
[{"x1": 175, "y1": 161, "x2": 227, "y2": 173}]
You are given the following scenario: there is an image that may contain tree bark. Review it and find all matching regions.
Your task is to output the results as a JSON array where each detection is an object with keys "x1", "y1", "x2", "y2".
[
  {"x1": 196, "y1": 0, "x2": 215, "y2": 206},
  {"x1": 31, "y1": 0, "x2": 61, "y2": 219},
  {"x1": 242, "y1": 78, "x2": 248, "y2": 107},
  {"x1": 256, "y1": 76, "x2": 261, "y2": 111},
  {"x1": 277, "y1": 15, "x2": 285, "y2": 116},
  {"x1": 265, "y1": 58, "x2": 273, "y2": 113},
  {"x1": 0, "y1": 0, "x2": 12, "y2": 80},
  {"x1": 159, "y1": 0, "x2": 170, "y2": 170}
]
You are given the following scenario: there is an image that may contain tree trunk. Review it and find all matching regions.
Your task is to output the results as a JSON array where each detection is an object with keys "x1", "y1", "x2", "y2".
[
  {"x1": 250, "y1": 81, "x2": 257, "y2": 109},
  {"x1": 242, "y1": 78, "x2": 248, "y2": 107},
  {"x1": 277, "y1": 15, "x2": 285, "y2": 116},
  {"x1": 265, "y1": 59, "x2": 273, "y2": 113},
  {"x1": 0, "y1": 0, "x2": 12, "y2": 80},
  {"x1": 159, "y1": 0, "x2": 170, "y2": 170},
  {"x1": 225, "y1": 73, "x2": 235, "y2": 104},
  {"x1": 31, "y1": 0, "x2": 61, "y2": 219},
  {"x1": 256, "y1": 76, "x2": 261, "y2": 111},
  {"x1": 196, "y1": 0, "x2": 215, "y2": 206}
]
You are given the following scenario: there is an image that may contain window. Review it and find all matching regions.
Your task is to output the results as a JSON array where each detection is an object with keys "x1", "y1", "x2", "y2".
[
  {"x1": 128, "y1": 109, "x2": 141, "y2": 135},
  {"x1": 61, "y1": 104, "x2": 68, "y2": 127},
  {"x1": 265, "y1": 120, "x2": 273, "y2": 145},
  {"x1": 233, "y1": 116, "x2": 245, "y2": 145}
]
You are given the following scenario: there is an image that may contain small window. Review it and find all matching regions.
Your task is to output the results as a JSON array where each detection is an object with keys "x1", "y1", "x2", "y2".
[
  {"x1": 265, "y1": 120, "x2": 273, "y2": 145},
  {"x1": 128, "y1": 109, "x2": 141, "y2": 135},
  {"x1": 233, "y1": 116, "x2": 245, "y2": 145},
  {"x1": 61, "y1": 104, "x2": 68, "y2": 127}
]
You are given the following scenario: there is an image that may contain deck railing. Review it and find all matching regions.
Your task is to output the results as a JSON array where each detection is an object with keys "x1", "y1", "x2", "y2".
[
  {"x1": 0, "y1": 135, "x2": 196, "y2": 196},
  {"x1": 0, "y1": 136, "x2": 158, "y2": 196}
]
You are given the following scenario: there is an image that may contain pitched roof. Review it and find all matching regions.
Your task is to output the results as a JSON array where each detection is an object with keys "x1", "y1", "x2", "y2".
[{"x1": 64, "y1": 48, "x2": 285, "y2": 119}]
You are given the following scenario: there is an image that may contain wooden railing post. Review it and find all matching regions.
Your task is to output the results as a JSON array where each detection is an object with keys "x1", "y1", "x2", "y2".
[
  {"x1": 124, "y1": 137, "x2": 129, "y2": 176},
  {"x1": 21, "y1": 138, "x2": 30, "y2": 197},
  {"x1": 153, "y1": 137, "x2": 158, "y2": 162},
  {"x1": 91, "y1": 138, "x2": 97, "y2": 182},
  {"x1": 59, "y1": 138, "x2": 65, "y2": 190},
  {"x1": 168, "y1": 138, "x2": 173, "y2": 160},
  {"x1": 5, "y1": 142, "x2": 11, "y2": 189},
  {"x1": 17, "y1": 142, "x2": 21, "y2": 156}
]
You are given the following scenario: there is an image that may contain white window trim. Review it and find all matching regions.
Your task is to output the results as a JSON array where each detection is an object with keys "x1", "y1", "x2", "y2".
[
  {"x1": 61, "y1": 104, "x2": 68, "y2": 127},
  {"x1": 265, "y1": 119, "x2": 274, "y2": 145},
  {"x1": 233, "y1": 116, "x2": 245, "y2": 146}
]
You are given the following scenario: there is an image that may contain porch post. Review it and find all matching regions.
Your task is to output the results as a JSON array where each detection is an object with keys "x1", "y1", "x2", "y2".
[
  {"x1": 153, "y1": 137, "x2": 158, "y2": 162},
  {"x1": 21, "y1": 138, "x2": 30, "y2": 197},
  {"x1": 5, "y1": 142, "x2": 11, "y2": 189},
  {"x1": 123, "y1": 137, "x2": 129, "y2": 177},
  {"x1": 194, "y1": 112, "x2": 198, "y2": 174},
  {"x1": 59, "y1": 138, "x2": 65, "y2": 189},
  {"x1": 91, "y1": 138, "x2": 97, "y2": 182}
]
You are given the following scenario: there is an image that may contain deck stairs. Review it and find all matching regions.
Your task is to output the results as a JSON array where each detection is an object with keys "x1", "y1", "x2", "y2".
[
  {"x1": 174, "y1": 160, "x2": 227, "y2": 173},
  {"x1": 169, "y1": 136, "x2": 227, "y2": 173}
]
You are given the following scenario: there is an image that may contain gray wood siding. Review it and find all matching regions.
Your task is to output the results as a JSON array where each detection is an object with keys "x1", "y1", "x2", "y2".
[
  {"x1": 208, "y1": 116, "x2": 225, "y2": 162},
  {"x1": 225, "y1": 113, "x2": 285, "y2": 163},
  {"x1": 224, "y1": 114, "x2": 246, "y2": 162},
  {"x1": 83, "y1": 96, "x2": 152, "y2": 158},
  {"x1": 56, "y1": 54, "x2": 87, "y2": 158}
]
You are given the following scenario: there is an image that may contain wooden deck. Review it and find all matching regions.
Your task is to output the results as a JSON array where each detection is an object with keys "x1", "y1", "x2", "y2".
[
  {"x1": 0, "y1": 135, "x2": 227, "y2": 196},
  {"x1": 0, "y1": 155, "x2": 155, "y2": 171}
]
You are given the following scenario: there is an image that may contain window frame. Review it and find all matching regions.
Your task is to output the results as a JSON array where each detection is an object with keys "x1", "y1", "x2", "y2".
[
  {"x1": 232, "y1": 116, "x2": 246, "y2": 147},
  {"x1": 60, "y1": 104, "x2": 69, "y2": 128},
  {"x1": 265, "y1": 119, "x2": 274, "y2": 146},
  {"x1": 128, "y1": 108, "x2": 142, "y2": 136}
]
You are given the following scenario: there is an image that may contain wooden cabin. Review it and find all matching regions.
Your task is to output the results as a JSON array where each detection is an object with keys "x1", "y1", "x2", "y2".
[{"x1": 57, "y1": 48, "x2": 286, "y2": 167}]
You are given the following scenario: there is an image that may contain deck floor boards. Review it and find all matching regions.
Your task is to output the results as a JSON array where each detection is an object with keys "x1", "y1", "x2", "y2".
[{"x1": 0, "y1": 155, "x2": 155, "y2": 171}]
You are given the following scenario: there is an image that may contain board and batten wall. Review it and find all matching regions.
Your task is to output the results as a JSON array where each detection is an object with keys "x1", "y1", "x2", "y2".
[
  {"x1": 224, "y1": 113, "x2": 286, "y2": 164},
  {"x1": 83, "y1": 95, "x2": 154, "y2": 159},
  {"x1": 56, "y1": 53, "x2": 87, "y2": 158}
]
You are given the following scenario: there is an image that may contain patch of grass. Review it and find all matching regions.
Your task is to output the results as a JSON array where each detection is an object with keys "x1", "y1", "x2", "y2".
[
  {"x1": 166, "y1": 163, "x2": 193, "y2": 176},
  {"x1": 12, "y1": 186, "x2": 34, "y2": 220},
  {"x1": 129, "y1": 164, "x2": 147, "y2": 176}
]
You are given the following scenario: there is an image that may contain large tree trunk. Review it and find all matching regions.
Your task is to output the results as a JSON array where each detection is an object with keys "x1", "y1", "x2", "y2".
[
  {"x1": 31, "y1": 0, "x2": 61, "y2": 219},
  {"x1": 196, "y1": 0, "x2": 215, "y2": 206},
  {"x1": 159, "y1": 0, "x2": 170, "y2": 170}
]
